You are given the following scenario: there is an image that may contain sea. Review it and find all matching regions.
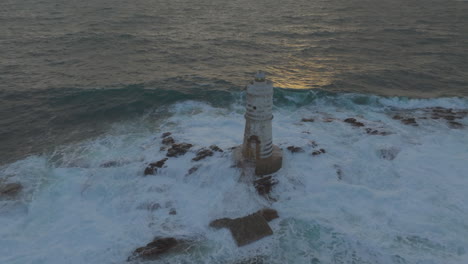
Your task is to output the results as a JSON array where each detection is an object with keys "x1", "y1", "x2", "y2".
[{"x1": 0, "y1": 0, "x2": 467, "y2": 263}]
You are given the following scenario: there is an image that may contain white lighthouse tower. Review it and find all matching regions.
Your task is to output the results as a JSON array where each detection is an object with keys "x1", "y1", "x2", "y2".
[{"x1": 238, "y1": 71, "x2": 282, "y2": 175}]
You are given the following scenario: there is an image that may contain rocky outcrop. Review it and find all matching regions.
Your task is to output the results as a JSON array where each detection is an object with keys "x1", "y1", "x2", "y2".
[
  {"x1": 209, "y1": 208, "x2": 278, "y2": 247},
  {"x1": 192, "y1": 148, "x2": 214, "y2": 161},
  {"x1": 128, "y1": 237, "x2": 192, "y2": 261},
  {"x1": 301, "y1": 118, "x2": 314, "y2": 122},
  {"x1": 144, "y1": 158, "x2": 168, "y2": 175},
  {"x1": 401, "y1": 118, "x2": 418, "y2": 126},
  {"x1": 161, "y1": 132, "x2": 172, "y2": 138},
  {"x1": 286, "y1": 146, "x2": 304, "y2": 153},
  {"x1": 344, "y1": 118, "x2": 365, "y2": 127},
  {"x1": 161, "y1": 137, "x2": 175, "y2": 145},
  {"x1": 0, "y1": 183, "x2": 22, "y2": 197},
  {"x1": 312, "y1": 149, "x2": 326, "y2": 156},
  {"x1": 209, "y1": 145, "x2": 223, "y2": 152},
  {"x1": 449, "y1": 121, "x2": 463, "y2": 129},
  {"x1": 166, "y1": 143, "x2": 193, "y2": 157}
]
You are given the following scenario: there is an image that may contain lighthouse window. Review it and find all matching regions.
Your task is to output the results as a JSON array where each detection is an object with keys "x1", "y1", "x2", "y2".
[{"x1": 253, "y1": 106, "x2": 257, "y2": 110}]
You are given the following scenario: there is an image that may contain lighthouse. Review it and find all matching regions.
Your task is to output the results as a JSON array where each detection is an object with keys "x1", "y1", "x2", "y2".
[{"x1": 238, "y1": 71, "x2": 282, "y2": 175}]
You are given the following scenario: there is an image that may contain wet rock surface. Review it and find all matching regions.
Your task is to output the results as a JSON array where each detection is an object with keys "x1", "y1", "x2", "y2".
[
  {"x1": 286, "y1": 146, "x2": 304, "y2": 153},
  {"x1": 365, "y1": 128, "x2": 389, "y2": 136},
  {"x1": 128, "y1": 237, "x2": 191, "y2": 261},
  {"x1": 312, "y1": 149, "x2": 326, "y2": 156},
  {"x1": 187, "y1": 166, "x2": 199, "y2": 175},
  {"x1": 301, "y1": 118, "x2": 314, "y2": 122},
  {"x1": 144, "y1": 158, "x2": 169, "y2": 175},
  {"x1": 161, "y1": 132, "x2": 172, "y2": 138},
  {"x1": 209, "y1": 145, "x2": 223, "y2": 152},
  {"x1": 192, "y1": 148, "x2": 214, "y2": 161},
  {"x1": 161, "y1": 136, "x2": 175, "y2": 145},
  {"x1": 378, "y1": 148, "x2": 400, "y2": 160},
  {"x1": 0, "y1": 182, "x2": 22, "y2": 197},
  {"x1": 166, "y1": 143, "x2": 193, "y2": 157},
  {"x1": 401, "y1": 118, "x2": 418, "y2": 126},
  {"x1": 209, "y1": 208, "x2": 278, "y2": 247},
  {"x1": 449, "y1": 121, "x2": 463, "y2": 129},
  {"x1": 344, "y1": 118, "x2": 365, "y2": 127}
]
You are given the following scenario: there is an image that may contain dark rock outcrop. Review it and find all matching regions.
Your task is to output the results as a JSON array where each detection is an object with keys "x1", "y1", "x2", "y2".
[
  {"x1": 344, "y1": 118, "x2": 364, "y2": 127},
  {"x1": 192, "y1": 148, "x2": 214, "y2": 161},
  {"x1": 0, "y1": 183, "x2": 22, "y2": 197},
  {"x1": 128, "y1": 237, "x2": 191, "y2": 261},
  {"x1": 144, "y1": 158, "x2": 169, "y2": 175},
  {"x1": 169, "y1": 208, "x2": 177, "y2": 215},
  {"x1": 166, "y1": 143, "x2": 193, "y2": 157},
  {"x1": 209, "y1": 145, "x2": 223, "y2": 152},
  {"x1": 286, "y1": 146, "x2": 304, "y2": 153},
  {"x1": 449, "y1": 121, "x2": 463, "y2": 129},
  {"x1": 161, "y1": 132, "x2": 172, "y2": 138},
  {"x1": 187, "y1": 166, "x2": 199, "y2": 175},
  {"x1": 401, "y1": 118, "x2": 418, "y2": 126},
  {"x1": 209, "y1": 208, "x2": 278, "y2": 247},
  {"x1": 301, "y1": 118, "x2": 314, "y2": 122},
  {"x1": 312, "y1": 149, "x2": 326, "y2": 156},
  {"x1": 365, "y1": 128, "x2": 389, "y2": 136},
  {"x1": 161, "y1": 137, "x2": 175, "y2": 145}
]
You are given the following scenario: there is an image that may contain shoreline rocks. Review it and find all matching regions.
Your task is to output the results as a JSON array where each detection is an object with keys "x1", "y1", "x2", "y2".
[
  {"x1": 192, "y1": 148, "x2": 214, "y2": 161},
  {"x1": 144, "y1": 158, "x2": 169, "y2": 175},
  {"x1": 128, "y1": 237, "x2": 192, "y2": 261},
  {"x1": 0, "y1": 182, "x2": 22, "y2": 197},
  {"x1": 166, "y1": 143, "x2": 193, "y2": 157}
]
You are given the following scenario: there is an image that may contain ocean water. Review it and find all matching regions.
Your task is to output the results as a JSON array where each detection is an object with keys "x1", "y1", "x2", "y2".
[{"x1": 1, "y1": 0, "x2": 468, "y2": 263}]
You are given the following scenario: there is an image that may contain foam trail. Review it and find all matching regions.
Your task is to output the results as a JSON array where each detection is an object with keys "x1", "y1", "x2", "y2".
[{"x1": 1, "y1": 94, "x2": 468, "y2": 264}]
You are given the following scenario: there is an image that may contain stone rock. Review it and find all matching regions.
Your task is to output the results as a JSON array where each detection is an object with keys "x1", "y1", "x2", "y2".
[
  {"x1": 100, "y1": 161, "x2": 119, "y2": 168},
  {"x1": 449, "y1": 121, "x2": 463, "y2": 129},
  {"x1": 187, "y1": 166, "x2": 199, "y2": 175},
  {"x1": 333, "y1": 165, "x2": 343, "y2": 180},
  {"x1": 169, "y1": 208, "x2": 177, "y2": 215},
  {"x1": 379, "y1": 148, "x2": 400, "y2": 160},
  {"x1": 161, "y1": 136, "x2": 175, "y2": 145},
  {"x1": 365, "y1": 128, "x2": 389, "y2": 136},
  {"x1": 401, "y1": 118, "x2": 418, "y2": 126},
  {"x1": 137, "y1": 202, "x2": 161, "y2": 211},
  {"x1": 344, "y1": 118, "x2": 364, "y2": 127},
  {"x1": 312, "y1": 149, "x2": 326, "y2": 156},
  {"x1": 254, "y1": 176, "x2": 278, "y2": 196},
  {"x1": 209, "y1": 145, "x2": 223, "y2": 152},
  {"x1": 128, "y1": 237, "x2": 189, "y2": 261},
  {"x1": 301, "y1": 118, "x2": 314, "y2": 122},
  {"x1": 0, "y1": 183, "x2": 22, "y2": 196},
  {"x1": 286, "y1": 146, "x2": 304, "y2": 153},
  {"x1": 392, "y1": 115, "x2": 403, "y2": 120},
  {"x1": 192, "y1": 148, "x2": 214, "y2": 161},
  {"x1": 144, "y1": 158, "x2": 169, "y2": 175},
  {"x1": 166, "y1": 143, "x2": 193, "y2": 157},
  {"x1": 161, "y1": 132, "x2": 172, "y2": 138},
  {"x1": 209, "y1": 208, "x2": 278, "y2": 247}
]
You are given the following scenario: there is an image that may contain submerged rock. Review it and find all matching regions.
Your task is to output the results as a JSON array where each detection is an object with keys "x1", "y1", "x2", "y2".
[
  {"x1": 192, "y1": 148, "x2": 214, "y2": 161},
  {"x1": 209, "y1": 208, "x2": 278, "y2": 247},
  {"x1": 301, "y1": 118, "x2": 314, "y2": 122},
  {"x1": 209, "y1": 145, "x2": 223, "y2": 152},
  {"x1": 128, "y1": 237, "x2": 191, "y2": 261},
  {"x1": 344, "y1": 118, "x2": 365, "y2": 127},
  {"x1": 166, "y1": 143, "x2": 193, "y2": 157},
  {"x1": 187, "y1": 166, "x2": 199, "y2": 175},
  {"x1": 378, "y1": 148, "x2": 400, "y2": 160},
  {"x1": 286, "y1": 146, "x2": 304, "y2": 153},
  {"x1": 144, "y1": 158, "x2": 169, "y2": 175},
  {"x1": 0, "y1": 182, "x2": 22, "y2": 197}
]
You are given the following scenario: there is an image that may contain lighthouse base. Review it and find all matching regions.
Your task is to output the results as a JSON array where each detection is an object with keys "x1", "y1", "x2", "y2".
[{"x1": 233, "y1": 145, "x2": 283, "y2": 176}]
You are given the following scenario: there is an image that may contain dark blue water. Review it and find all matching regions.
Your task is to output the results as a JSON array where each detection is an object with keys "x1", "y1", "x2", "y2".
[{"x1": 1, "y1": 0, "x2": 467, "y2": 164}]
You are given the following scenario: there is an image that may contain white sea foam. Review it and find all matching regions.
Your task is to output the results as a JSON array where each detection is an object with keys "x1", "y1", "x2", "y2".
[{"x1": 1, "y1": 96, "x2": 468, "y2": 264}]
